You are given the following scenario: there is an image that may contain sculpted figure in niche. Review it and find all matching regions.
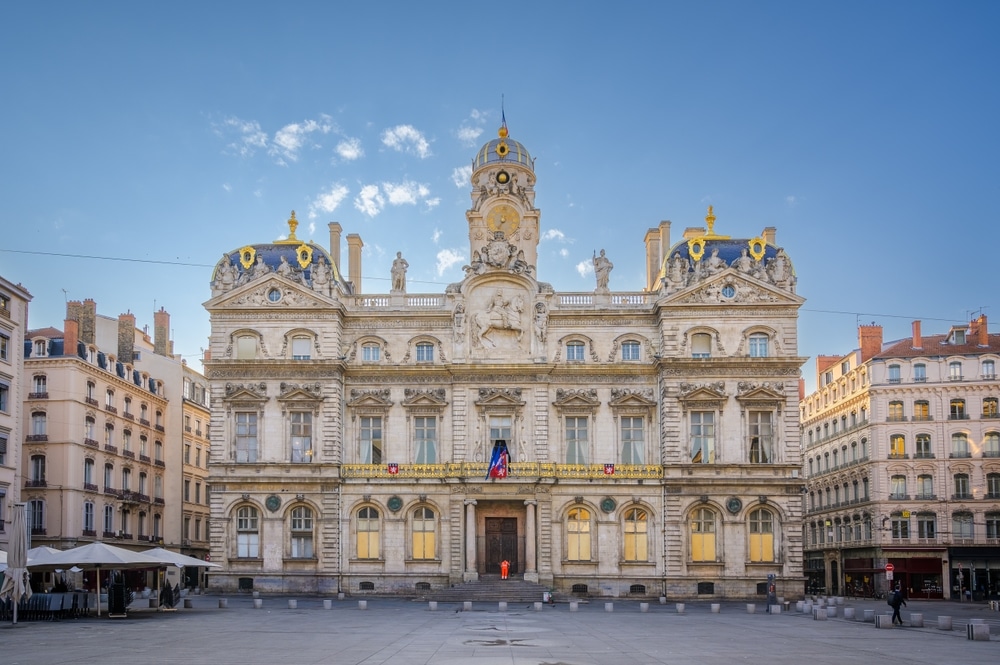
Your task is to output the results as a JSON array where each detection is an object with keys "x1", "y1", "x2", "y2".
[
  {"x1": 277, "y1": 255, "x2": 296, "y2": 280},
  {"x1": 766, "y1": 248, "x2": 795, "y2": 290},
  {"x1": 213, "y1": 255, "x2": 237, "y2": 295},
  {"x1": 668, "y1": 252, "x2": 689, "y2": 288},
  {"x1": 251, "y1": 254, "x2": 270, "y2": 279},
  {"x1": 473, "y1": 289, "x2": 525, "y2": 348},
  {"x1": 391, "y1": 251, "x2": 408, "y2": 292},
  {"x1": 704, "y1": 248, "x2": 726, "y2": 274},
  {"x1": 311, "y1": 257, "x2": 332, "y2": 296},
  {"x1": 534, "y1": 302, "x2": 548, "y2": 343},
  {"x1": 733, "y1": 248, "x2": 754, "y2": 274},
  {"x1": 453, "y1": 303, "x2": 465, "y2": 341},
  {"x1": 593, "y1": 249, "x2": 613, "y2": 291}
]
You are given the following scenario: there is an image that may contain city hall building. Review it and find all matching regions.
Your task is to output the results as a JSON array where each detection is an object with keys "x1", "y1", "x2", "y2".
[{"x1": 203, "y1": 121, "x2": 807, "y2": 599}]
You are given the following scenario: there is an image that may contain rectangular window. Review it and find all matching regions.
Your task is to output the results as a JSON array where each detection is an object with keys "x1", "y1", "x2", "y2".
[
  {"x1": 748, "y1": 334, "x2": 769, "y2": 358},
  {"x1": 690, "y1": 411, "x2": 715, "y2": 463},
  {"x1": 748, "y1": 411, "x2": 773, "y2": 463},
  {"x1": 362, "y1": 344, "x2": 380, "y2": 362},
  {"x1": 691, "y1": 333, "x2": 711, "y2": 358},
  {"x1": 917, "y1": 515, "x2": 935, "y2": 539},
  {"x1": 915, "y1": 434, "x2": 932, "y2": 458},
  {"x1": 489, "y1": 416, "x2": 512, "y2": 449},
  {"x1": 888, "y1": 365, "x2": 901, "y2": 383},
  {"x1": 236, "y1": 336, "x2": 256, "y2": 359},
  {"x1": 0, "y1": 332, "x2": 9, "y2": 361},
  {"x1": 621, "y1": 341, "x2": 640, "y2": 361},
  {"x1": 566, "y1": 342, "x2": 585, "y2": 361},
  {"x1": 360, "y1": 416, "x2": 383, "y2": 464},
  {"x1": 412, "y1": 507, "x2": 435, "y2": 560},
  {"x1": 103, "y1": 506, "x2": 114, "y2": 534},
  {"x1": 0, "y1": 432, "x2": 7, "y2": 466},
  {"x1": 914, "y1": 364, "x2": 926, "y2": 382},
  {"x1": 416, "y1": 343, "x2": 434, "y2": 362},
  {"x1": 414, "y1": 416, "x2": 437, "y2": 464},
  {"x1": 235, "y1": 412, "x2": 258, "y2": 463},
  {"x1": 290, "y1": 412, "x2": 313, "y2": 463},
  {"x1": 620, "y1": 416, "x2": 644, "y2": 464},
  {"x1": 565, "y1": 416, "x2": 588, "y2": 464},
  {"x1": 891, "y1": 517, "x2": 909, "y2": 539}
]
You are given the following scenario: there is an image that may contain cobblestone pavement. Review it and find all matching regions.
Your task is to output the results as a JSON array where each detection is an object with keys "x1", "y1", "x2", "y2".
[{"x1": 1, "y1": 595, "x2": 997, "y2": 665}]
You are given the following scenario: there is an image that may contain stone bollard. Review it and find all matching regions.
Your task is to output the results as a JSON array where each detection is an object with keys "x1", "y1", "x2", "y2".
[
  {"x1": 875, "y1": 614, "x2": 893, "y2": 629},
  {"x1": 909, "y1": 612, "x2": 922, "y2": 627},
  {"x1": 323, "y1": 599, "x2": 333, "y2": 610},
  {"x1": 659, "y1": 596, "x2": 667, "y2": 605},
  {"x1": 570, "y1": 601, "x2": 579, "y2": 612},
  {"x1": 676, "y1": 603, "x2": 685, "y2": 614},
  {"x1": 498, "y1": 601, "x2": 507, "y2": 611},
  {"x1": 769, "y1": 605, "x2": 781, "y2": 614},
  {"x1": 746, "y1": 603, "x2": 756, "y2": 614},
  {"x1": 803, "y1": 602, "x2": 813, "y2": 615},
  {"x1": 843, "y1": 607, "x2": 856, "y2": 620},
  {"x1": 640, "y1": 602, "x2": 649, "y2": 613},
  {"x1": 711, "y1": 603, "x2": 721, "y2": 613},
  {"x1": 149, "y1": 598, "x2": 158, "y2": 609},
  {"x1": 863, "y1": 609, "x2": 874, "y2": 622},
  {"x1": 534, "y1": 602, "x2": 543, "y2": 611},
  {"x1": 605, "y1": 602, "x2": 614, "y2": 613},
  {"x1": 218, "y1": 598, "x2": 228, "y2": 609},
  {"x1": 967, "y1": 623, "x2": 990, "y2": 641},
  {"x1": 937, "y1": 615, "x2": 952, "y2": 630},
  {"x1": 463, "y1": 601, "x2": 472, "y2": 611},
  {"x1": 358, "y1": 600, "x2": 368, "y2": 610},
  {"x1": 288, "y1": 599, "x2": 298, "y2": 609},
  {"x1": 796, "y1": 600, "x2": 805, "y2": 613},
  {"x1": 836, "y1": 596, "x2": 844, "y2": 605},
  {"x1": 813, "y1": 607, "x2": 827, "y2": 621},
  {"x1": 428, "y1": 601, "x2": 437, "y2": 611},
  {"x1": 778, "y1": 596, "x2": 785, "y2": 605},
  {"x1": 184, "y1": 598, "x2": 193, "y2": 609},
  {"x1": 337, "y1": 592, "x2": 345, "y2": 600},
  {"x1": 826, "y1": 606, "x2": 837, "y2": 618},
  {"x1": 253, "y1": 598, "x2": 262, "y2": 609},
  {"x1": 252, "y1": 591, "x2": 260, "y2": 599}
]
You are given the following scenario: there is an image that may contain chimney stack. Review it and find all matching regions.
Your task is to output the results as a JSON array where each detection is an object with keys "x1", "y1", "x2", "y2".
[
  {"x1": 154, "y1": 307, "x2": 170, "y2": 356},
  {"x1": 911, "y1": 320, "x2": 922, "y2": 350},
  {"x1": 64, "y1": 318, "x2": 79, "y2": 358},
  {"x1": 970, "y1": 314, "x2": 988, "y2": 346},
  {"x1": 347, "y1": 233, "x2": 363, "y2": 293},
  {"x1": 644, "y1": 228, "x2": 661, "y2": 292},
  {"x1": 328, "y1": 222, "x2": 343, "y2": 275},
  {"x1": 118, "y1": 311, "x2": 136, "y2": 364},
  {"x1": 859, "y1": 324, "x2": 883, "y2": 362}
]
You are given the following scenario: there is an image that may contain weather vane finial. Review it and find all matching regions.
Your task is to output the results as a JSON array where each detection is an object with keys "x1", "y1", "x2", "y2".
[
  {"x1": 287, "y1": 211, "x2": 298, "y2": 240},
  {"x1": 499, "y1": 94, "x2": 508, "y2": 138}
]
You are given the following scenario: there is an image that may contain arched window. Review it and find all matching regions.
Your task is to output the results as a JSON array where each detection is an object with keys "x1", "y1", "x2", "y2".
[
  {"x1": 952, "y1": 512, "x2": 973, "y2": 539},
  {"x1": 953, "y1": 473, "x2": 971, "y2": 499},
  {"x1": 748, "y1": 508, "x2": 775, "y2": 562},
  {"x1": 690, "y1": 508, "x2": 717, "y2": 562},
  {"x1": 566, "y1": 341, "x2": 585, "y2": 361},
  {"x1": 362, "y1": 343, "x2": 380, "y2": 362},
  {"x1": 917, "y1": 474, "x2": 934, "y2": 499},
  {"x1": 83, "y1": 501, "x2": 95, "y2": 533},
  {"x1": 291, "y1": 336, "x2": 312, "y2": 360},
  {"x1": 235, "y1": 334, "x2": 257, "y2": 359},
  {"x1": 951, "y1": 433, "x2": 970, "y2": 457},
  {"x1": 621, "y1": 340, "x2": 640, "y2": 361},
  {"x1": 415, "y1": 342, "x2": 434, "y2": 362},
  {"x1": 28, "y1": 499, "x2": 44, "y2": 533},
  {"x1": 888, "y1": 401, "x2": 904, "y2": 421},
  {"x1": 236, "y1": 506, "x2": 260, "y2": 558},
  {"x1": 412, "y1": 507, "x2": 435, "y2": 560},
  {"x1": 290, "y1": 506, "x2": 314, "y2": 558},
  {"x1": 983, "y1": 398, "x2": 999, "y2": 418},
  {"x1": 357, "y1": 506, "x2": 380, "y2": 559},
  {"x1": 691, "y1": 333, "x2": 711, "y2": 358},
  {"x1": 103, "y1": 505, "x2": 114, "y2": 534},
  {"x1": 623, "y1": 507, "x2": 648, "y2": 562},
  {"x1": 567, "y1": 507, "x2": 591, "y2": 561},
  {"x1": 84, "y1": 458, "x2": 95, "y2": 488},
  {"x1": 29, "y1": 455, "x2": 46, "y2": 484},
  {"x1": 890, "y1": 474, "x2": 907, "y2": 499},
  {"x1": 748, "y1": 333, "x2": 769, "y2": 358},
  {"x1": 988, "y1": 472, "x2": 1000, "y2": 498}
]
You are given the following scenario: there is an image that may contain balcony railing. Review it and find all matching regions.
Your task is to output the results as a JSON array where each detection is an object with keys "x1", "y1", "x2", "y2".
[
  {"x1": 915, "y1": 493, "x2": 937, "y2": 500},
  {"x1": 85, "y1": 397, "x2": 99, "y2": 407},
  {"x1": 26, "y1": 434, "x2": 48, "y2": 442},
  {"x1": 952, "y1": 493, "x2": 973, "y2": 500},
  {"x1": 341, "y1": 462, "x2": 664, "y2": 480},
  {"x1": 103, "y1": 486, "x2": 119, "y2": 496},
  {"x1": 123, "y1": 413, "x2": 134, "y2": 421},
  {"x1": 84, "y1": 482, "x2": 98, "y2": 492},
  {"x1": 25, "y1": 479, "x2": 47, "y2": 488},
  {"x1": 139, "y1": 418, "x2": 150, "y2": 427},
  {"x1": 911, "y1": 415, "x2": 933, "y2": 421},
  {"x1": 84, "y1": 438, "x2": 99, "y2": 448},
  {"x1": 888, "y1": 453, "x2": 909, "y2": 460},
  {"x1": 104, "y1": 444, "x2": 118, "y2": 454},
  {"x1": 913, "y1": 452, "x2": 935, "y2": 459},
  {"x1": 154, "y1": 497, "x2": 165, "y2": 505},
  {"x1": 983, "y1": 451, "x2": 1000, "y2": 458},
  {"x1": 139, "y1": 454, "x2": 151, "y2": 464},
  {"x1": 889, "y1": 494, "x2": 910, "y2": 501},
  {"x1": 123, "y1": 450, "x2": 135, "y2": 459},
  {"x1": 155, "y1": 424, "x2": 165, "y2": 432},
  {"x1": 948, "y1": 413, "x2": 970, "y2": 420},
  {"x1": 949, "y1": 451, "x2": 972, "y2": 458},
  {"x1": 104, "y1": 405, "x2": 117, "y2": 414},
  {"x1": 82, "y1": 529, "x2": 97, "y2": 537},
  {"x1": 28, "y1": 392, "x2": 49, "y2": 399},
  {"x1": 155, "y1": 459, "x2": 165, "y2": 467}
]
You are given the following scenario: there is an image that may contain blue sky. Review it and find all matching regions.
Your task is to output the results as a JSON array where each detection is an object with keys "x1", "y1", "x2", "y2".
[{"x1": 2, "y1": 2, "x2": 997, "y2": 392}]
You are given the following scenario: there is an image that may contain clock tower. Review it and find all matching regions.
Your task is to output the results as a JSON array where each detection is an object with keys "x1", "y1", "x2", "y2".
[{"x1": 466, "y1": 119, "x2": 540, "y2": 273}]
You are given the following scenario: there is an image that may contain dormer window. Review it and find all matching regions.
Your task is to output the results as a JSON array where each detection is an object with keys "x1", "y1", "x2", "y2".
[
  {"x1": 950, "y1": 328, "x2": 966, "y2": 345},
  {"x1": 33, "y1": 340, "x2": 47, "y2": 357}
]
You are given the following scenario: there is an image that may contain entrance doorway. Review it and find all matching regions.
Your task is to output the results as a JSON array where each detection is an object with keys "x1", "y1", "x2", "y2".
[{"x1": 485, "y1": 517, "x2": 518, "y2": 575}]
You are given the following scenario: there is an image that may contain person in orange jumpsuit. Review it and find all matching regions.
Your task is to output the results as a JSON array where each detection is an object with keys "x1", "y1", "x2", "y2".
[{"x1": 500, "y1": 560, "x2": 510, "y2": 580}]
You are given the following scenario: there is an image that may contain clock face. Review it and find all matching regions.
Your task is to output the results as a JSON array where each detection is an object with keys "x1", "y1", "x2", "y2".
[{"x1": 487, "y1": 204, "x2": 520, "y2": 236}]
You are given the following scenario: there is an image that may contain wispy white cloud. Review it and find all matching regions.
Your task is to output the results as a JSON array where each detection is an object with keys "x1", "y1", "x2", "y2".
[
  {"x1": 451, "y1": 165, "x2": 472, "y2": 188},
  {"x1": 381, "y1": 125, "x2": 431, "y2": 158},
  {"x1": 336, "y1": 137, "x2": 363, "y2": 161},
  {"x1": 576, "y1": 260, "x2": 593, "y2": 278},
  {"x1": 436, "y1": 249, "x2": 465, "y2": 275},
  {"x1": 308, "y1": 182, "x2": 350, "y2": 219},
  {"x1": 542, "y1": 229, "x2": 567, "y2": 242},
  {"x1": 559, "y1": 248, "x2": 570, "y2": 258},
  {"x1": 222, "y1": 183, "x2": 232, "y2": 193},
  {"x1": 424, "y1": 197, "x2": 441, "y2": 210},
  {"x1": 383, "y1": 180, "x2": 430, "y2": 206},
  {"x1": 270, "y1": 115, "x2": 335, "y2": 165},
  {"x1": 355, "y1": 184, "x2": 385, "y2": 217},
  {"x1": 308, "y1": 221, "x2": 316, "y2": 236},
  {"x1": 456, "y1": 126, "x2": 483, "y2": 145},
  {"x1": 432, "y1": 229, "x2": 442, "y2": 243},
  {"x1": 785, "y1": 195, "x2": 801, "y2": 207},
  {"x1": 217, "y1": 116, "x2": 269, "y2": 157}
]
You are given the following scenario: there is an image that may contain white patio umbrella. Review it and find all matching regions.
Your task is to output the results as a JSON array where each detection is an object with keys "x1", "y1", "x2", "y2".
[
  {"x1": 0, "y1": 504, "x2": 31, "y2": 624},
  {"x1": 141, "y1": 547, "x2": 221, "y2": 569},
  {"x1": 41, "y1": 542, "x2": 166, "y2": 616},
  {"x1": 0, "y1": 549, "x2": 7, "y2": 573},
  {"x1": 26, "y1": 545, "x2": 63, "y2": 567}
]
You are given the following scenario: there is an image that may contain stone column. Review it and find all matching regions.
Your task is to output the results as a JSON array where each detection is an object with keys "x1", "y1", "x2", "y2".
[
  {"x1": 464, "y1": 499, "x2": 478, "y2": 582},
  {"x1": 523, "y1": 500, "x2": 538, "y2": 582}
]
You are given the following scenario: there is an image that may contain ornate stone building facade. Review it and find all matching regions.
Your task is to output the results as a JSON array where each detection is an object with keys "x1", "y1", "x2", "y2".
[
  {"x1": 801, "y1": 317, "x2": 1000, "y2": 599},
  {"x1": 0, "y1": 275, "x2": 32, "y2": 553},
  {"x1": 204, "y1": 122, "x2": 807, "y2": 599}
]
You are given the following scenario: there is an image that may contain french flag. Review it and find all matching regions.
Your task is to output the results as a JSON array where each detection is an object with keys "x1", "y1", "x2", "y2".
[{"x1": 486, "y1": 440, "x2": 509, "y2": 479}]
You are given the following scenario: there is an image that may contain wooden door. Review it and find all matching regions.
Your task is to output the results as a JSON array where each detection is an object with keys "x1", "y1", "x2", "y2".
[{"x1": 485, "y1": 517, "x2": 518, "y2": 575}]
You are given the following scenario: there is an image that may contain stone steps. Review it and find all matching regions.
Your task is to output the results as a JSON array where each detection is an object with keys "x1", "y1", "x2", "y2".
[{"x1": 419, "y1": 576, "x2": 576, "y2": 603}]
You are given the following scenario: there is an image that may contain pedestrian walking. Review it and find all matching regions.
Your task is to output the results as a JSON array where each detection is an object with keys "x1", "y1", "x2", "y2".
[{"x1": 889, "y1": 585, "x2": 907, "y2": 625}]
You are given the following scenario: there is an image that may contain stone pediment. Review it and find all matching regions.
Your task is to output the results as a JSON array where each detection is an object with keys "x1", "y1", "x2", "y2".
[
  {"x1": 553, "y1": 388, "x2": 600, "y2": 409},
  {"x1": 475, "y1": 387, "x2": 524, "y2": 407},
  {"x1": 677, "y1": 382, "x2": 728, "y2": 410},
  {"x1": 222, "y1": 382, "x2": 268, "y2": 404},
  {"x1": 667, "y1": 272, "x2": 804, "y2": 306},
  {"x1": 347, "y1": 388, "x2": 393, "y2": 408},
  {"x1": 735, "y1": 381, "x2": 785, "y2": 402},
  {"x1": 276, "y1": 382, "x2": 323, "y2": 404},
  {"x1": 208, "y1": 275, "x2": 332, "y2": 310},
  {"x1": 609, "y1": 388, "x2": 656, "y2": 409},
  {"x1": 402, "y1": 388, "x2": 449, "y2": 408}
]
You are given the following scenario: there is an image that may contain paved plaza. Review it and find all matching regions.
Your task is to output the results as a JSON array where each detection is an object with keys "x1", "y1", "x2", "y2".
[{"x1": 1, "y1": 595, "x2": 997, "y2": 665}]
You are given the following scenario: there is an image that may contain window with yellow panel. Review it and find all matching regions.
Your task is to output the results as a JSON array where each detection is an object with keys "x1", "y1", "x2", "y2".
[
  {"x1": 357, "y1": 506, "x2": 380, "y2": 559},
  {"x1": 566, "y1": 507, "x2": 591, "y2": 561},
  {"x1": 690, "y1": 508, "x2": 717, "y2": 562},
  {"x1": 889, "y1": 434, "x2": 905, "y2": 458},
  {"x1": 623, "y1": 507, "x2": 648, "y2": 562},
  {"x1": 748, "y1": 508, "x2": 775, "y2": 562},
  {"x1": 412, "y1": 507, "x2": 436, "y2": 560}
]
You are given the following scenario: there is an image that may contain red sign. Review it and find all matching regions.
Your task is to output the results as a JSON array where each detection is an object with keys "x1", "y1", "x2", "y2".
[
  {"x1": 387, "y1": 463, "x2": 399, "y2": 475},
  {"x1": 885, "y1": 563, "x2": 894, "y2": 572},
  {"x1": 604, "y1": 464, "x2": 615, "y2": 475}
]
